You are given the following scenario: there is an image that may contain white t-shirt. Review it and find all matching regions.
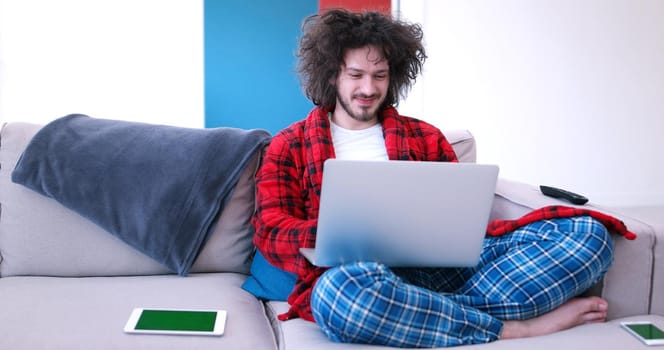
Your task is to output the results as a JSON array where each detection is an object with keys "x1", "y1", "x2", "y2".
[{"x1": 329, "y1": 119, "x2": 388, "y2": 161}]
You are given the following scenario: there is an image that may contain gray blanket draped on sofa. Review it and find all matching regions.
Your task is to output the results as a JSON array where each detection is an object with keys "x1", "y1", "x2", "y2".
[{"x1": 11, "y1": 114, "x2": 271, "y2": 275}]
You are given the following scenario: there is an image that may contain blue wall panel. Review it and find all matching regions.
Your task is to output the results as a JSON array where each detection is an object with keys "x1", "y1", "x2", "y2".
[{"x1": 205, "y1": 0, "x2": 316, "y2": 134}]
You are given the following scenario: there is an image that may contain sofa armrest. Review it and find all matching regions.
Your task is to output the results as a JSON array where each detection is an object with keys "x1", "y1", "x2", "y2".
[
  {"x1": 650, "y1": 222, "x2": 664, "y2": 315},
  {"x1": 491, "y1": 178, "x2": 658, "y2": 319}
]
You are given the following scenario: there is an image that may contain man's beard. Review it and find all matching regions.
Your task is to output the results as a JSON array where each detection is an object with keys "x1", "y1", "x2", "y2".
[{"x1": 337, "y1": 93, "x2": 381, "y2": 122}]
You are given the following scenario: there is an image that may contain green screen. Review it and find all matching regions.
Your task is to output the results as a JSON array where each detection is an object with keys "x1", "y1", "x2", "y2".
[
  {"x1": 627, "y1": 323, "x2": 664, "y2": 340},
  {"x1": 136, "y1": 310, "x2": 217, "y2": 332}
]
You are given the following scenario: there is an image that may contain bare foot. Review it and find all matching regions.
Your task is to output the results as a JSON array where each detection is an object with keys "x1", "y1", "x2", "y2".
[{"x1": 500, "y1": 296, "x2": 609, "y2": 340}]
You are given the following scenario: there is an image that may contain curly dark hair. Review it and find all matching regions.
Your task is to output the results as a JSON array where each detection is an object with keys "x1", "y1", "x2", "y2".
[{"x1": 296, "y1": 9, "x2": 426, "y2": 110}]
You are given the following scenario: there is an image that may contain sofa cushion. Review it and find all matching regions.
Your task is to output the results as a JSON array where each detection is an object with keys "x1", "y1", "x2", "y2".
[
  {"x1": 0, "y1": 273, "x2": 277, "y2": 350},
  {"x1": 0, "y1": 122, "x2": 261, "y2": 277},
  {"x1": 267, "y1": 300, "x2": 664, "y2": 349},
  {"x1": 191, "y1": 151, "x2": 261, "y2": 274},
  {"x1": 242, "y1": 251, "x2": 297, "y2": 301}
]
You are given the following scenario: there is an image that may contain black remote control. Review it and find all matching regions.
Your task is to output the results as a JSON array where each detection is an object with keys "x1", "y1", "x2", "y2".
[{"x1": 539, "y1": 185, "x2": 589, "y2": 205}]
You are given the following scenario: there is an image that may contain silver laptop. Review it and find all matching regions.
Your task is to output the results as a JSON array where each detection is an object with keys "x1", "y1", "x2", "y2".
[{"x1": 300, "y1": 159, "x2": 499, "y2": 267}]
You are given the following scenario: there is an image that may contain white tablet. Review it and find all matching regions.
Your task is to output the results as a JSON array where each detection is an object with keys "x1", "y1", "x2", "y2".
[
  {"x1": 621, "y1": 321, "x2": 664, "y2": 346},
  {"x1": 124, "y1": 308, "x2": 226, "y2": 336}
]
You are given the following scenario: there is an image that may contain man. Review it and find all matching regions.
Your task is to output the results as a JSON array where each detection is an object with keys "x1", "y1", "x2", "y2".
[{"x1": 252, "y1": 9, "x2": 613, "y2": 348}]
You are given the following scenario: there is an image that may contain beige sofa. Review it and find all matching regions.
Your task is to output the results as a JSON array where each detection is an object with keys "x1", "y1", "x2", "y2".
[{"x1": 0, "y1": 120, "x2": 662, "y2": 349}]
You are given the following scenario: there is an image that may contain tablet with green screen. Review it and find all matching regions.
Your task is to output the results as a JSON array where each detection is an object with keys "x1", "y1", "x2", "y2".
[
  {"x1": 124, "y1": 308, "x2": 226, "y2": 336},
  {"x1": 621, "y1": 321, "x2": 664, "y2": 346}
]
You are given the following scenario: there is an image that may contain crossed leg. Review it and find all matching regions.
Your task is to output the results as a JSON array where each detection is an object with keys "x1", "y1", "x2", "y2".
[{"x1": 311, "y1": 217, "x2": 615, "y2": 347}]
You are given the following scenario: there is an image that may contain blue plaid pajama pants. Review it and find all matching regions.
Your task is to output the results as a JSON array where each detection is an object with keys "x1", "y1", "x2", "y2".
[{"x1": 310, "y1": 216, "x2": 614, "y2": 348}]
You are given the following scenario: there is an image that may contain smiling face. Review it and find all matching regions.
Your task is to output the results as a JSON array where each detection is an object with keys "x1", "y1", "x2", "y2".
[{"x1": 331, "y1": 45, "x2": 390, "y2": 130}]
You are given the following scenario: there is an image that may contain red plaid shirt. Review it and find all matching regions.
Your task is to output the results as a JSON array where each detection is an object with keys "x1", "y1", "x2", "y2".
[
  {"x1": 251, "y1": 106, "x2": 458, "y2": 321},
  {"x1": 251, "y1": 106, "x2": 637, "y2": 322}
]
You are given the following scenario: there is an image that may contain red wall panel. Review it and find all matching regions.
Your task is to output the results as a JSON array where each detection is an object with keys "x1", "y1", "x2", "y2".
[{"x1": 319, "y1": 0, "x2": 390, "y2": 14}]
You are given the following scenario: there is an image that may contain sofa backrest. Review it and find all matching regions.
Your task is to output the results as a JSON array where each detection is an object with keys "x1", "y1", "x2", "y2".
[
  {"x1": 0, "y1": 122, "x2": 260, "y2": 277},
  {"x1": 443, "y1": 129, "x2": 476, "y2": 163},
  {"x1": 0, "y1": 122, "x2": 476, "y2": 277}
]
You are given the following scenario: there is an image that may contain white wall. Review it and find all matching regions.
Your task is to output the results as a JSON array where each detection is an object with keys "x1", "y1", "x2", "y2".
[
  {"x1": 3, "y1": 0, "x2": 662, "y2": 207},
  {"x1": 0, "y1": 0, "x2": 204, "y2": 128},
  {"x1": 397, "y1": 0, "x2": 664, "y2": 207}
]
